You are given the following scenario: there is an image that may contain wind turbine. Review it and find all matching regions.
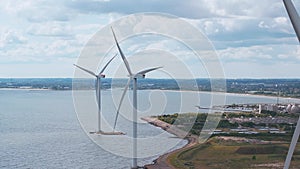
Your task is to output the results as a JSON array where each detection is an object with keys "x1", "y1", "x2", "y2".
[
  {"x1": 282, "y1": 0, "x2": 300, "y2": 168},
  {"x1": 73, "y1": 54, "x2": 116, "y2": 134},
  {"x1": 111, "y1": 27, "x2": 162, "y2": 169}
]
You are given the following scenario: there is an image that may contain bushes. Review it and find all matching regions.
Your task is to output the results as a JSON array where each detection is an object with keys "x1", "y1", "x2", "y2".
[
  {"x1": 236, "y1": 145, "x2": 287, "y2": 155},
  {"x1": 240, "y1": 122, "x2": 255, "y2": 128},
  {"x1": 261, "y1": 110, "x2": 277, "y2": 117},
  {"x1": 217, "y1": 120, "x2": 239, "y2": 128}
]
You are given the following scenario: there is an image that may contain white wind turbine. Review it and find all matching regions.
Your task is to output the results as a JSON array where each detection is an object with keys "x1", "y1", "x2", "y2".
[
  {"x1": 283, "y1": 0, "x2": 300, "y2": 168},
  {"x1": 111, "y1": 27, "x2": 162, "y2": 169},
  {"x1": 74, "y1": 54, "x2": 116, "y2": 134}
]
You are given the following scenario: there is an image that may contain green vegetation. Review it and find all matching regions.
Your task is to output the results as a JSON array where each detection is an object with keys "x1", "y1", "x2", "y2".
[
  {"x1": 158, "y1": 113, "x2": 178, "y2": 124},
  {"x1": 217, "y1": 120, "x2": 239, "y2": 129},
  {"x1": 260, "y1": 110, "x2": 277, "y2": 117},
  {"x1": 158, "y1": 111, "x2": 298, "y2": 137},
  {"x1": 223, "y1": 108, "x2": 299, "y2": 118},
  {"x1": 240, "y1": 122, "x2": 255, "y2": 128},
  {"x1": 168, "y1": 137, "x2": 300, "y2": 169},
  {"x1": 158, "y1": 113, "x2": 240, "y2": 135},
  {"x1": 224, "y1": 111, "x2": 299, "y2": 118},
  {"x1": 158, "y1": 111, "x2": 300, "y2": 168},
  {"x1": 214, "y1": 133, "x2": 293, "y2": 142},
  {"x1": 225, "y1": 112, "x2": 255, "y2": 118}
]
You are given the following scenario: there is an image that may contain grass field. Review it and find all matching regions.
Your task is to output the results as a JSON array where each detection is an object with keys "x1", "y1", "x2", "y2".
[{"x1": 168, "y1": 136, "x2": 300, "y2": 169}]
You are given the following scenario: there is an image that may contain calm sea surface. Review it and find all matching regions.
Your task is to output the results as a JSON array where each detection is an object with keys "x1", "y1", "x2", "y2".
[{"x1": 1, "y1": 90, "x2": 299, "y2": 168}]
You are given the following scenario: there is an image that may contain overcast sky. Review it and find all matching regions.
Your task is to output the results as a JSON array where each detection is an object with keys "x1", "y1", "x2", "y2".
[{"x1": 0, "y1": 0, "x2": 299, "y2": 78}]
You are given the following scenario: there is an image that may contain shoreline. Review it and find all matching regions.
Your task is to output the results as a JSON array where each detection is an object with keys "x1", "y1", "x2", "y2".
[
  {"x1": 149, "y1": 89, "x2": 300, "y2": 101},
  {"x1": 0, "y1": 88, "x2": 51, "y2": 91},
  {"x1": 0, "y1": 87, "x2": 300, "y2": 101},
  {"x1": 141, "y1": 117, "x2": 198, "y2": 169}
]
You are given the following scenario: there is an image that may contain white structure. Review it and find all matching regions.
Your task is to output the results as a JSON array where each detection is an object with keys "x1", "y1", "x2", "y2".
[
  {"x1": 73, "y1": 54, "x2": 116, "y2": 133},
  {"x1": 291, "y1": 105, "x2": 300, "y2": 113},
  {"x1": 286, "y1": 104, "x2": 292, "y2": 113},
  {"x1": 111, "y1": 27, "x2": 161, "y2": 169},
  {"x1": 258, "y1": 104, "x2": 278, "y2": 113},
  {"x1": 283, "y1": 0, "x2": 300, "y2": 168},
  {"x1": 285, "y1": 104, "x2": 300, "y2": 113}
]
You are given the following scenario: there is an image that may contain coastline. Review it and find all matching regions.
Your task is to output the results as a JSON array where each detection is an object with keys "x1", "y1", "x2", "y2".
[
  {"x1": 149, "y1": 89, "x2": 300, "y2": 101},
  {"x1": 0, "y1": 88, "x2": 50, "y2": 91},
  {"x1": 1, "y1": 87, "x2": 299, "y2": 101},
  {"x1": 141, "y1": 117, "x2": 198, "y2": 169}
]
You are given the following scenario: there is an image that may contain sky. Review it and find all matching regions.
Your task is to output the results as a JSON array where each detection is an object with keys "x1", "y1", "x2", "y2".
[{"x1": 0, "y1": 0, "x2": 299, "y2": 78}]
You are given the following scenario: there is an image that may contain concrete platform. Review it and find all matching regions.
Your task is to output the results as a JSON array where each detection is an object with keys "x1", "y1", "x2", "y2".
[{"x1": 89, "y1": 130, "x2": 126, "y2": 135}]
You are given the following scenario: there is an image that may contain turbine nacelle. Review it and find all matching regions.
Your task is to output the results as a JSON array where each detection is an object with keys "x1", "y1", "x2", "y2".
[{"x1": 132, "y1": 73, "x2": 146, "y2": 79}]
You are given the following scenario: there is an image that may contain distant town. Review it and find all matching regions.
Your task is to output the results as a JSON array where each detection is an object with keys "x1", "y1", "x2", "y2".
[
  {"x1": 156, "y1": 102, "x2": 299, "y2": 136},
  {"x1": 1, "y1": 78, "x2": 300, "y2": 98},
  {"x1": 212, "y1": 103, "x2": 299, "y2": 135}
]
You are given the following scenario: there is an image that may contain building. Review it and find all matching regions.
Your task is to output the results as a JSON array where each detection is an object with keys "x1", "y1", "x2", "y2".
[{"x1": 258, "y1": 104, "x2": 278, "y2": 114}]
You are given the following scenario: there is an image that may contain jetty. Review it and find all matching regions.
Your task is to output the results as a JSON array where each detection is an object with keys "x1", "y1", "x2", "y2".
[{"x1": 89, "y1": 131, "x2": 125, "y2": 135}]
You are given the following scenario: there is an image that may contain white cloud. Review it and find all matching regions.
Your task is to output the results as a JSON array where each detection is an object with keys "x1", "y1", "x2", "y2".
[
  {"x1": 0, "y1": 35, "x2": 83, "y2": 63},
  {"x1": 3, "y1": 0, "x2": 33, "y2": 14},
  {"x1": 0, "y1": 0, "x2": 299, "y2": 78},
  {"x1": 258, "y1": 17, "x2": 291, "y2": 34},
  {"x1": 189, "y1": 16, "x2": 294, "y2": 40},
  {"x1": 1, "y1": 0, "x2": 298, "y2": 21},
  {"x1": 27, "y1": 22, "x2": 73, "y2": 37},
  {"x1": 0, "y1": 30, "x2": 27, "y2": 48},
  {"x1": 2, "y1": 0, "x2": 73, "y2": 22},
  {"x1": 218, "y1": 45, "x2": 300, "y2": 63},
  {"x1": 64, "y1": 0, "x2": 291, "y2": 19},
  {"x1": 222, "y1": 61, "x2": 300, "y2": 78}
]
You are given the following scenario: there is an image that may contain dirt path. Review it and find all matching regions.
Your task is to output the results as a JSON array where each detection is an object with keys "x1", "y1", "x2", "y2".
[{"x1": 141, "y1": 117, "x2": 198, "y2": 169}]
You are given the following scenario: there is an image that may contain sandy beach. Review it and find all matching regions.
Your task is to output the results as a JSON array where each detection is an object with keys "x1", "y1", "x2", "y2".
[{"x1": 142, "y1": 117, "x2": 198, "y2": 169}]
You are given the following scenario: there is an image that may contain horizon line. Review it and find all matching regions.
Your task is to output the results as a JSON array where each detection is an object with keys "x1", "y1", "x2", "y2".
[{"x1": 1, "y1": 77, "x2": 300, "y2": 80}]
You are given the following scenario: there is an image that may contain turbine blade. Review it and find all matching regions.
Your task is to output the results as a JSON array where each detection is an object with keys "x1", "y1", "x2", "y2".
[
  {"x1": 73, "y1": 64, "x2": 97, "y2": 77},
  {"x1": 99, "y1": 53, "x2": 117, "y2": 75},
  {"x1": 136, "y1": 66, "x2": 162, "y2": 76},
  {"x1": 283, "y1": 0, "x2": 300, "y2": 42},
  {"x1": 111, "y1": 27, "x2": 133, "y2": 75},
  {"x1": 113, "y1": 78, "x2": 131, "y2": 131},
  {"x1": 283, "y1": 1, "x2": 300, "y2": 168}
]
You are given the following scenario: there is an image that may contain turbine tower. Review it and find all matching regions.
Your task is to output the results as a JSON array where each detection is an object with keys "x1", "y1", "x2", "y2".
[
  {"x1": 73, "y1": 54, "x2": 116, "y2": 134},
  {"x1": 283, "y1": 0, "x2": 300, "y2": 168},
  {"x1": 111, "y1": 27, "x2": 162, "y2": 169}
]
